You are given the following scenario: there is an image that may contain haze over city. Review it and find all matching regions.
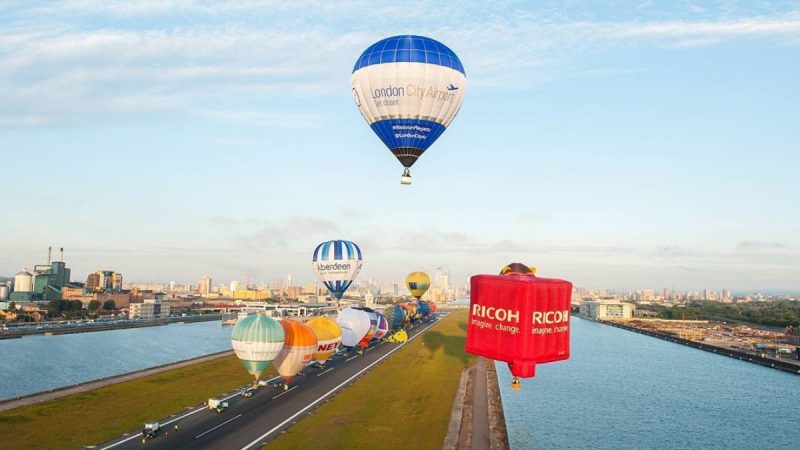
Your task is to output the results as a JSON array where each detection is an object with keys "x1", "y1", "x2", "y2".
[{"x1": 2, "y1": 1, "x2": 798, "y2": 290}]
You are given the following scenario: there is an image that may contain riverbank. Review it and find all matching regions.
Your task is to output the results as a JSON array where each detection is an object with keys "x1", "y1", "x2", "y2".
[
  {"x1": 580, "y1": 316, "x2": 800, "y2": 375},
  {"x1": 0, "y1": 353, "x2": 254, "y2": 450},
  {"x1": 0, "y1": 314, "x2": 221, "y2": 339}
]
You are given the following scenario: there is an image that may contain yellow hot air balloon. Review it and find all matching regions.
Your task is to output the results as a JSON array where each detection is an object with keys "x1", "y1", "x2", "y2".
[
  {"x1": 306, "y1": 316, "x2": 342, "y2": 366},
  {"x1": 405, "y1": 271, "x2": 430, "y2": 301}
]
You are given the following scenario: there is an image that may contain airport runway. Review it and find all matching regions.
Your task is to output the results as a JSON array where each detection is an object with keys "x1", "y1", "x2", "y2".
[{"x1": 97, "y1": 314, "x2": 447, "y2": 450}]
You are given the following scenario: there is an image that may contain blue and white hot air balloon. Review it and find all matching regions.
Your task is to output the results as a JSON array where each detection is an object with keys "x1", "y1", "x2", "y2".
[
  {"x1": 312, "y1": 240, "x2": 363, "y2": 305},
  {"x1": 351, "y1": 35, "x2": 466, "y2": 185}
]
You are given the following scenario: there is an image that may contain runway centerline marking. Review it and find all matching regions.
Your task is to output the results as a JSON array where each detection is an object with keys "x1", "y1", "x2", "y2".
[
  {"x1": 194, "y1": 414, "x2": 242, "y2": 439},
  {"x1": 271, "y1": 386, "x2": 298, "y2": 399},
  {"x1": 240, "y1": 319, "x2": 441, "y2": 450},
  {"x1": 316, "y1": 368, "x2": 334, "y2": 377}
]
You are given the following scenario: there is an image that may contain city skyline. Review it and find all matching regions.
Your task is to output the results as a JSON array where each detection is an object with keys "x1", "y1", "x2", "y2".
[
  {"x1": 5, "y1": 253, "x2": 799, "y2": 297},
  {"x1": 2, "y1": 1, "x2": 799, "y2": 290}
]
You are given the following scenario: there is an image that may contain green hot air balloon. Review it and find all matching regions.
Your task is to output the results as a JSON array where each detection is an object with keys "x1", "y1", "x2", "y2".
[{"x1": 231, "y1": 315, "x2": 285, "y2": 382}]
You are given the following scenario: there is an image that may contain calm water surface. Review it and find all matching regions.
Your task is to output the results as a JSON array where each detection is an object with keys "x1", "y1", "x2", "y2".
[
  {"x1": 497, "y1": 317, "x2": 800, "y2": 450},
  {"x1": 0, "y1": 321, "x2": 232, "y2": 401}
]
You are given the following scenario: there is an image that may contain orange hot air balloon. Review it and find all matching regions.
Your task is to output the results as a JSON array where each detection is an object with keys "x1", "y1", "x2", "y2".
[{"x1": 272, "y1": 319, "x2": 318, "y2": 390}]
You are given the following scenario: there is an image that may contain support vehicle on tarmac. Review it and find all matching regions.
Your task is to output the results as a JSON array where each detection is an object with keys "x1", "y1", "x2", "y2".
[
  {"x1": 142, "y1": 422, "x2": 160, "y2": 439},
  {"x1": 207, "y1": 398, "x2": 228, "y2": 413}
]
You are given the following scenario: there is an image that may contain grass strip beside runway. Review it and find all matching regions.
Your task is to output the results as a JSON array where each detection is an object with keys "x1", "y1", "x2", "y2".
[
  {"x1": 268, "y1": 309, "x2": 473, "y2": 450},
  {"x1": 0, "y1": 354, "x2": 256, "y2": 450}
]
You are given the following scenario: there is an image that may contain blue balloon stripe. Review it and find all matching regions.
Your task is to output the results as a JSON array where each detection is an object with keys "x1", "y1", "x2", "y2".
[
  {"x1": 312, "y1": 242, "x2": 323, "y2": 262},
  {"x1": 370, "y1": 118, "x2": 447, "y2": 152},
  {"x1": 353, "y1": 35, "x2": 465, "y2": 75},
  {"x1": 334, "y1": 240, "x2": 343, "y2": 260}
]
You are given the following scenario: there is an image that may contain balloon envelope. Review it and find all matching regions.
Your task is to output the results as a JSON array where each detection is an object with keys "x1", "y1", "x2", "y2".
[
  {"x1": 387, "y1": 329, "x2": 409, "y2": 343},
  {"x1": 355, "y1": 307, "x2": 379, "y2": 348},
  {"x1": 306, "y1": 316, "x2": 342, "y2": 363},
  {"x1": 405, "y1": 272, "x2": 431, "y2": 300},
  {"x1": 312, "y1": 240, "x2": 363, "y2": 300},
  {"x1": 383, "y1": 305, "x2": 406, "y2": 330},
  {"x1": 372, "y1": 312, "x2": 390, "y2": 340},
  {"x1": 351, "y1": 35, "x2": 466, "y2": 180},
  {"x1": 231, "y1": 315, "x2": 285, "y2": 380},
  {"x1": 337, "y1": 307, "x2": 372, "y2": 347},
  {"x1": 403, "y1": 303, "x2": 418, "y2": 322},
  {"x1": 273, "y1": 319, "x2": 317, "y2": 383},
  {"x1": 417, "y1": 301, "x2": 431, "y2": 317}
]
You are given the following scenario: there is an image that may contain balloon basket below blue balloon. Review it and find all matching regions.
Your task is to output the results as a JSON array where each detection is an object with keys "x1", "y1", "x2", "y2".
[{"x1": 401, "y1": 168, "x2": 412, "y2": 185}]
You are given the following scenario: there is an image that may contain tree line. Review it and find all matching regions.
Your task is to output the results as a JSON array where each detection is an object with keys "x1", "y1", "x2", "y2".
[{"x1": 46, "y1": 299, "x2": 116, "y2": 318}]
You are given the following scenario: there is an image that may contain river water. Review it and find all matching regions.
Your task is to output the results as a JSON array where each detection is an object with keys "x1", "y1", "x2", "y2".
[
  {"x1": 497, "y1": 317, "x2": 800, "y2": 449},
  {"x1": 0, "y1": 321, "x2": 232, "y2": 401}
]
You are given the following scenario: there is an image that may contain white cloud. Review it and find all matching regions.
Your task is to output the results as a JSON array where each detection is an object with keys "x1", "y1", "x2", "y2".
[{"x1": 0, "y1": 2, "x2": 797, "y2": 128}]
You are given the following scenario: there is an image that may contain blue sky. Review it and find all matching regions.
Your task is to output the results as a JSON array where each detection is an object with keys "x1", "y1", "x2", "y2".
[{"x1": 1, "y1": 1, "x2": 798, "y2": 291}]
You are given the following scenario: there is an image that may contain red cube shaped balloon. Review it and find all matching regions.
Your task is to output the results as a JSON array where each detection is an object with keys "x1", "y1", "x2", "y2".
[{"x1": 465, "y1": 264, "x2": 572, "y2": 389}]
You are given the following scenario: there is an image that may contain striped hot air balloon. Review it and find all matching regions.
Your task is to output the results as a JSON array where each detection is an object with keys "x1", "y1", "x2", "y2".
[
  {"x1": 272, "y1": 319, "x2": 317, "y2": 389},
  {"x1": 372, "y1": 312, "x2": 390, "y2": 341},
  {"x1": 405, "y1": 271, "x2": 431, "y2": 300},
  {"x1": 231, "y1": 315, "x2": 285, "y2": 382},
  {"x1": 312, "y1": 240, "x2": 363, "y2": 304},
  {"x1": 352, "y1": 35, "x2": 467, "y2": 184},
  {"x1": 306, "y1": 316, "x2": 342, "y2": 366},
  {"x1": 355, "y1": 307, "x2": 379, "y2": 351}
]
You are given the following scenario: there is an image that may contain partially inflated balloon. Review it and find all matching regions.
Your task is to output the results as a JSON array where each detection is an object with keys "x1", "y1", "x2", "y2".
[
  {"x1": 404, "y1": 303, "x2": 418, "y2": 322},
  {"x1": 273, "y1": 320, "x2": 317, "y2": 385},
  {"x1": 417, "y1": 301, "x2": 431, "y2": 317},
  {"x1": 352, "y1": 35, "x2": 466, "y2": 184},
  {"x1": 231, "y1": 315, "x2": 285, "y2": 381},
  {"x1": 312, "y1": 240, "x2": 363, "y2": 302},
  {"x1": 500, "y1": 262, "x2": 536, "y2": 276},
  {"x1": 306, "y1": 316, "x2": 342, "y2": 364},
  {"x1": 355, "y1": 307, "x2": 379, "y2": 349},
  {"x1": 405, "y1": 271, "x2": 430, "y2": 300},
  {"x1": 337, "y1": 307, "x2": 371, "y2": 348},
  {"x1": 382, "y1": 305, "x2": 405, "y2": 330},
  {"x1": 372, "y1": 312, "x2": 390, "y2": 341},
  {"x1": 387, "y1": 329, "x2": 408, "y2": 343}
]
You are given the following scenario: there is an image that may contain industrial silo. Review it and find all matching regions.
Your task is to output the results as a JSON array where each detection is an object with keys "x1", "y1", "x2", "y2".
[{"x1": 13, "y1": 270, "x2": 34, "y2": 293}]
